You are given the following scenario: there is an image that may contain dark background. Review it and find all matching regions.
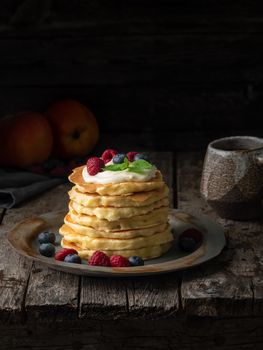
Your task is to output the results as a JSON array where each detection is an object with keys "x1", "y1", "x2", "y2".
[{"x1": 1, "y1": 0, "x2": 263, "y2": 150}]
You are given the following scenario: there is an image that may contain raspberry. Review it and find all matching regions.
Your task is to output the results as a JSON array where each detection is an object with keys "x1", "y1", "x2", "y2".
[
  {"x1": 181, "y1": 228, "x2": 203, "y2": 243},
  {"x1": 110, "y1": 255, "x2": 131, "y2": 267},
  {"x1": 55, "y1": 248, "x2": 78, "y2": 261},
  {"x1": 88, "y1": 251, "x2": 111, "y2": 267},
  {"x1": 178, "y1": 228, "x2": 203, "y2": 252},
  {"x1": 101, "y1": 149, "x2": 118, "y2": 164},
  {"x1": 126, "y1": 151, "x2": 138, "y2": 162},
  {"x1": 86, "y1": 157, "x2": 105, "y2": 175}
]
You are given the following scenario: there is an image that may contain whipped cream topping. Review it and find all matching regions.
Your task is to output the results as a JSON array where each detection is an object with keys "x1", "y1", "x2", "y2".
[{"x1": 82, "y1": 160, "x2": 157, "y2": 184}]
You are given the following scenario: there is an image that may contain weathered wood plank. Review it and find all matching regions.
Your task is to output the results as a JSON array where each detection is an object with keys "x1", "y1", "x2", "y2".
[
  {"x1": 1, "y1": 317, "x2": 263, "y2": 349},
  {"x1": 26, "y1": 261, "x2": 79, "y2": 320},
  {"x1": 24, "y1": 183, "x2": 80, "y2": 320},
  {"x1": 126, "y1": 152, "x2": 179, "y2": 317},
  {"x1": 0, "y1": 218, "x2": 32, "y2": 321},
  {"x1": 99, "y1": 129, "x2": 263, "y2": 153},
  {"x1": 239, "y1": 221, "x2": 263, "y2": 316},
  {"x1": 1, "y1": 0, "x2": 263, "y2": 36},
  {"x1": 0, "y1": 182, "x2": 80, "y2": 321},
  {"x1": 79, "y1": 277, "x2": 128, "y2": 319},
  {"x1": 126, "y1": 274, "x2": 179, "y2": 318},
  {"x1": 176, "y1": 151, "x2": 210, "y2": 216},
  {"x1": 0, "y1": 35, "x2": 262, "y2": 86},
  {"x1": 177, "y1": 151, "x2": 263, "y2": 316},
  {"x1": 0, "y1": 184, "x2": 70, "y2": 320},
  {"x1": 1, "y1": 84, "x2": 262, "y2": 137},
  {"x1": 2, "y1": 151, "x2": 262, "y2": 322}
]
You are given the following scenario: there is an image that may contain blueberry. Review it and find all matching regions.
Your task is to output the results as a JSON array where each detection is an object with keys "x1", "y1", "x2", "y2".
[
  {"x1": 38, "y1": 231, "x2": 56, "y2": 244},
  {"x1": 134, "y1": 153, "x2": 149, "y2": 161},
  {"x1": 178, "y1": 236, "x2": 198, "y2": 252},
  {"x1": 112, "y1": 153, "x2": 126, "y2": 164},
  {"x1": 64, "y1": 254, "x2": 81, "y2": 264},
  {"x1": 128, "y1": 256, "x2": 144, "y2": 266},
  {"x1": 39, "y1": 243, "x2": 55, "y2": 257}
]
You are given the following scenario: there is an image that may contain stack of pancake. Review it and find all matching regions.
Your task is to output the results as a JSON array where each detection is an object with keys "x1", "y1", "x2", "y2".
[{"x1": 60, "y1": 165, "x2": 173, "y2": 259}]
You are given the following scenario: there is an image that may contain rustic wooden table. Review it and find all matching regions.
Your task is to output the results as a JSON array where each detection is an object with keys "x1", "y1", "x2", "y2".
[{"x1": 0, "y1": 152, "x2": 263, "y2": 350}]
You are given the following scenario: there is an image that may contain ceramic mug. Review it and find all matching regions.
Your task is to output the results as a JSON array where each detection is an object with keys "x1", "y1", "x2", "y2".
[{"x1": 200, "y1": 136, "x2": 263, "y2": 220}]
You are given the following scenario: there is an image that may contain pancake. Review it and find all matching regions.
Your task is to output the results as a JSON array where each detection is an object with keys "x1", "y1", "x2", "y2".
[
  {"x1": 61, "y1": 238, "x2": 172, "y2": 260},
  {"x1": 69, "y1": 185, "x2": 169, "y2": 208},
  {"x1": 61, "y1": 158, "x2": 174, "y2": 261},
  {"x1": 68, "y1": 206, "x2": 169, "y2": 231},
  {"x1": 60, "y1": 224, "x2": 173, "y2": 250},
  {"x1": 69, "y1": 166, "x2": 164, "y2": 195},
  {"x1": 65, "y1": 214, "x2": 168, "y2": 238},
  {"x1": 69, "y1": 197, "x2": 169, "y2": 221}
]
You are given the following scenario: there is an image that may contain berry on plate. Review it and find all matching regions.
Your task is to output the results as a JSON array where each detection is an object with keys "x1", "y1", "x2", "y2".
[
  {"x1": 86, "y1": 157, "x2": 105, "y2": 175},
  {"x1": 128, "y1": 256, "x2": 144, "y2": 266},
  {"x1": 112, "y1": 153, "x2": 126, "y2": 164},
  {"x1": 38, "y1": 231, "x2": 56, "y2": 244},
  {"x1": 88, "y1": 251, "x2": 111, "y2": 267},
  {"x1": 134, "y1": 152, "x2": 149, "y2": 161},
  {"x1": 101, "y1": 149, "x2": 118, "y2": 164},
  {"x1": 39, "y1": 243, "x2": 55, "y2": 257},
  {"x1": 126, "y1": 151, "x2": 138, "y2": 162},
  {"x1": 64, "y1": 254, "x2": 81, "y2": 264},
  {"x1": 178, "y1": 228, "x2": 203, "y2": 252},
  {"x1": 110, "y1": 255, "x2": 131, "y2": 267},
  {"x1": 55, "y1": 248, "x2": 78, "y2": 261}
]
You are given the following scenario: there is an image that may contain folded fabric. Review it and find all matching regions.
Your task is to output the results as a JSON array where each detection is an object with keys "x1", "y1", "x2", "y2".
[{"x1": 0, "y1": 169, "x2": 65, "y2": 209}]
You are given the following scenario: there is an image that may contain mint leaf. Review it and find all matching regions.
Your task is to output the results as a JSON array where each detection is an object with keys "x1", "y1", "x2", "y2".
[
  {"x1": 103, "y1": 157, "x2": 129, "y2": 171},
  {"x1": 128, "y1": 159, "x2": 153, "y2": 173},
  {"x1": 103, "y1": 158, "x2": 153, "y2": 173},
  {"x1": 131, "y1": 160, "x2": 152, "y2": 168}
]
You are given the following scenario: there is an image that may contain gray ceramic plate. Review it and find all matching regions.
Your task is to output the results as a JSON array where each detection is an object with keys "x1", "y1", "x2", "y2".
[{"x1": 7, "y1": 209, "x2": 225, "y2": 277}]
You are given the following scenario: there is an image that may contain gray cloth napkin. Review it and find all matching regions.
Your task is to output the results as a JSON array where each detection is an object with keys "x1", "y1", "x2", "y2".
[{"x1": 0, "y1": 169, "x2": 65, "y2": 209}]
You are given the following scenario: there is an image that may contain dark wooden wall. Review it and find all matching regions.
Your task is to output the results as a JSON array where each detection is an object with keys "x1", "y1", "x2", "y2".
[{"x1": 1, "y1": 0, "x2": 263, "y2": 149}]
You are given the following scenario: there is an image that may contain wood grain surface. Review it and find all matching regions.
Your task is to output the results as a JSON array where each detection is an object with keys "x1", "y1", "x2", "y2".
[
  {"x1": 1, "y1": 151, "x2": 263, "y2": 321},
  {"x1": 0, "y1": 183, "x2": 72, "y2": 321},
  {"x1": 177, "y1": 151, "x2": 263, "y2": 317},
  {"x1": 1, "y1": 0, "x2": 263, "y2": 143},
  {"x1": 1, "y1": 317, "x2": 263, "y2": 350},
  {"x1": 0, "y1": 151, "x2": 263, "y2": 349},
  {"x1": 1, "y1": 1, "x2": 263, "y2": 347}
]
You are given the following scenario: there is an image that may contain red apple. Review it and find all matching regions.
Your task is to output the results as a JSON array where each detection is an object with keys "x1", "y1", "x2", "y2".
[
  {"x1": 46, "y1": 99, "x2": 99, "y2": 159},
  {"x1": 0, "y1": 112, "x2": 53, "y2": 167}
]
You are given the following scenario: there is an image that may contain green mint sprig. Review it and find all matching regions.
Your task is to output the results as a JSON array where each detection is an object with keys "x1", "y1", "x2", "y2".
[
  {"x1": 103, "y1": 158, "x2": 153, "y2": 173},
  {"x1": 103, "y1": 157, "x2": 129, "y2": 171},
  {"x1": 128, "y1": 159, "x2": 153, "y2": 173}
]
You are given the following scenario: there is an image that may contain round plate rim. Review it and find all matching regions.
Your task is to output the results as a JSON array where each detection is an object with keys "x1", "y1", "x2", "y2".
[{"x1": 7, "y1": 209, "x2": 226, "y2": 277}]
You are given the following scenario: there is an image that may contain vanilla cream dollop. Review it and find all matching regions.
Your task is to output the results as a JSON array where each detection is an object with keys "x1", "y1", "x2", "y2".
[{"x1": 82, "y1": 161, "x2": 157, "y2": 184}]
